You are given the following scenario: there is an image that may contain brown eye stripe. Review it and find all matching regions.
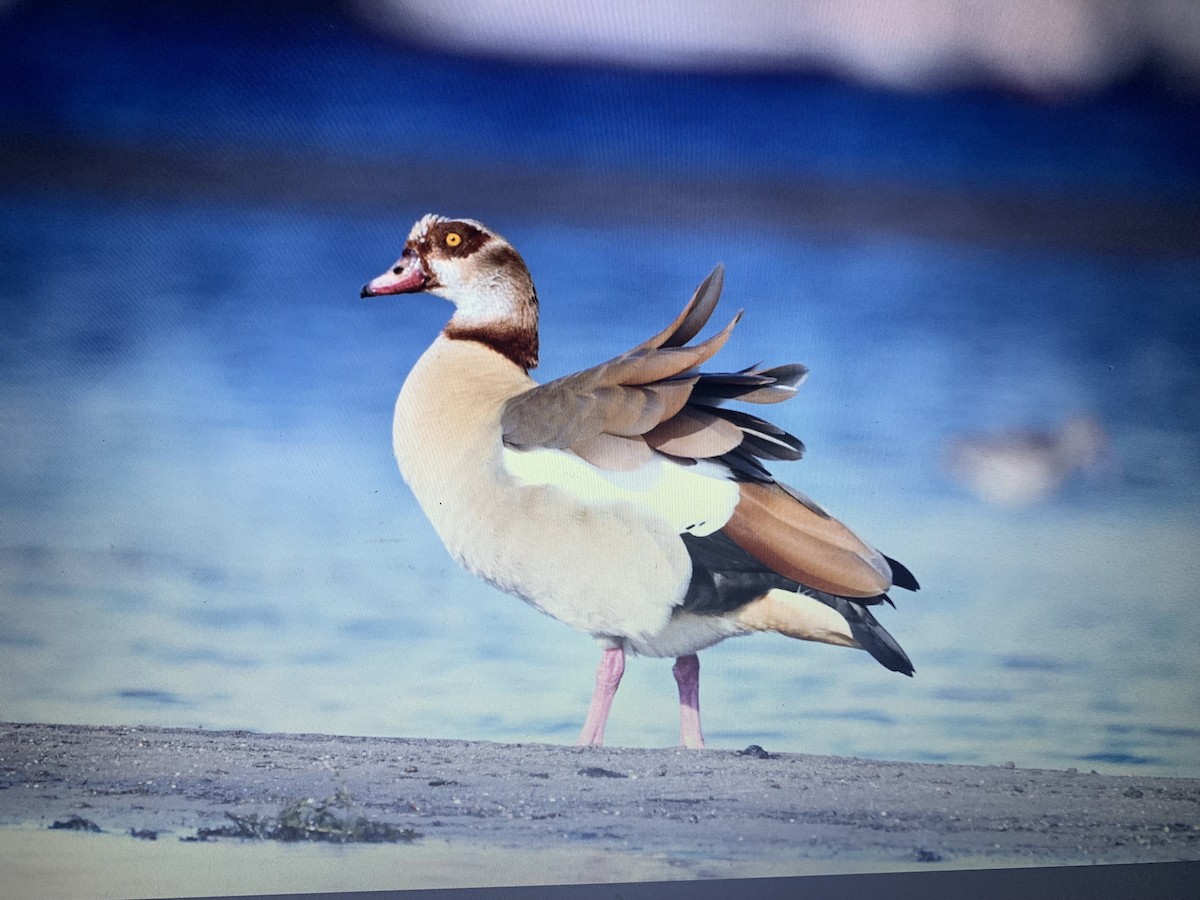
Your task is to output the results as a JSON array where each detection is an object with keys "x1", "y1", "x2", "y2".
[{"x1": 428, "y1": 221, "x2": 490, "y2": 256}]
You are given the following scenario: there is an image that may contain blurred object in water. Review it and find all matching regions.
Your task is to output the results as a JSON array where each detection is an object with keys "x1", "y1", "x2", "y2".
[
  {"x1": 352, "y1": 0, "x2": 1200, "y2": 96},
  {"x1": 944, "y1": 416, "x2": 1108, "y2": 507}
]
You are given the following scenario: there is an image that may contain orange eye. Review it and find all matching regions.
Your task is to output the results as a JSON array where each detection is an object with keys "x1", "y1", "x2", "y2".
[{"x1": 445, "y1": 232, "x2": 462, "y2": 248}]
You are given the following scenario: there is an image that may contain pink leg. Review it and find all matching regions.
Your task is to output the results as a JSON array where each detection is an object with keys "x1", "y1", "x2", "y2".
[
  {"x1": 576, "y1": 645, "x2": 625, "y2": 746},
  {"x1": 673, "y1": 653, "x2": 706, "y2": 749}
]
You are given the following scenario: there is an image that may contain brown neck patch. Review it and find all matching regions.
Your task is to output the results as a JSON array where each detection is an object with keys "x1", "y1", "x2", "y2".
[{"x1": 445, "y1": 323, "x2": 539, "y2": 372}]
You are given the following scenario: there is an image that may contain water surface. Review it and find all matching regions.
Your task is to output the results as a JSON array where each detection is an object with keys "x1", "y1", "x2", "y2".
[{"x1": 1, "y1": 1, "x2": 1198, "y2": 778}]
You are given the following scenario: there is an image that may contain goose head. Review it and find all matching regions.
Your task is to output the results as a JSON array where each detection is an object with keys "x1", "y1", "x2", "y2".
[{"x1": 361, "y1": 215, "x2": 539, "y2": 368}]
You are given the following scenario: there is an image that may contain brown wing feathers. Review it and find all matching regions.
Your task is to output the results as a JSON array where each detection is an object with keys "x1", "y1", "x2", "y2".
[
  {"x1": 503, "y1": 264, "x2": 776, "y2": 459},
  {"x1": 723, "y1": 482, "x2": 893, "y2": 599},
  {"x1": 500, "y1": 336, "x2": 740, "y2": 452},
  {"x1": 640, "y1": 262, "x2": 726, "y2": 350},
  {"x1": 643, "y1": 407, "x2": 744, "y2": 457}
]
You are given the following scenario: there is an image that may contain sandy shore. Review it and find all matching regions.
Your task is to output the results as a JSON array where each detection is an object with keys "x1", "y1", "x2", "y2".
[{"x1": 2, "y1": 722, "x2": 1199, "y2": 897}]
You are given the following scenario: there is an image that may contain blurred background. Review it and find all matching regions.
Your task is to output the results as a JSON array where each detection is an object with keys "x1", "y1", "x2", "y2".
[{"x1": 1, "y1": 0, "x2": 1198, "y2": 777}]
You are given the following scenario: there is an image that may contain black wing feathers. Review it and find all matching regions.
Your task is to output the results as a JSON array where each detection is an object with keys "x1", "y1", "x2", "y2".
[
  {"x1": 820, "y1": 592, "x2": 915, "y2": 676},
  {"x1": 679, "y1": 532, "x2": 797, "y2": 615},
  {"x1": 680, "y1": 531, "x2": 913, "y2": 674},
  {"x1": 883, "y1": 555, "x2": 921, "y2": 592}
]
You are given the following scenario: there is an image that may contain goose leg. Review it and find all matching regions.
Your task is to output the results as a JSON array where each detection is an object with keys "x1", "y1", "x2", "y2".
[
  {"x1": 673, "y1": 653, "x2": 705, "y2": 748},
  {"x1": 577, "y1": 645, "x2": 625, "y2": 746}
]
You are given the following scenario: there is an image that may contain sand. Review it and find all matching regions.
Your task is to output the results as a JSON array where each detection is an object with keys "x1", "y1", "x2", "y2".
[{"x1": 1, "y1": 722, "x2": 1198, "y2": 898}]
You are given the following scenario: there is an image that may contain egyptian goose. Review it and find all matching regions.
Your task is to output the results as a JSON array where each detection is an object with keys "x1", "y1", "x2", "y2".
[
  {"x1": 944, "y1": 415, "x2": 1106, "y2": 507},
  {"x1": 362, "y1": 215, "x2": 920, "y2": 749}
]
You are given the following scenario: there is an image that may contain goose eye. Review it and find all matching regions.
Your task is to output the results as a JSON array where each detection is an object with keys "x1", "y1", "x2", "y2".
[{"x1": 445, "y1": 232, "x2": 462, "y2": 248}]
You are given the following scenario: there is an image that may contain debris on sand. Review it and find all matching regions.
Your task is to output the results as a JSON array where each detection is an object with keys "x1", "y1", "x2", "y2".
[
  {"x1": 49, "y1": 816, "x2": 101, "y2": 833},
  {"x1": 183, "y1": 789, "x2": 420, "y2": 844}
]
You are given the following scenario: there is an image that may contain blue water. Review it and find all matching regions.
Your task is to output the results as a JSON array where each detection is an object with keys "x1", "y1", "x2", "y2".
[
  {"x1": 2, "y1": 2, "x2": 1199, "y2": 777},
  {"x1": 3, "y1": 2, "x2": 1198, "y2": 198}
]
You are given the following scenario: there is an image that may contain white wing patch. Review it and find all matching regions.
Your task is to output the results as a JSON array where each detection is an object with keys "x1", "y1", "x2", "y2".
[{"x1": 502, "y1": 445, "x2": 739, "y2": 537}]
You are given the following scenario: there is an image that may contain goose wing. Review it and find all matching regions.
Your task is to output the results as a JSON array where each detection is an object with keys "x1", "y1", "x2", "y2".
[{"x1": 501, "y1": 265, "x2": 806, "y2": 471}]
